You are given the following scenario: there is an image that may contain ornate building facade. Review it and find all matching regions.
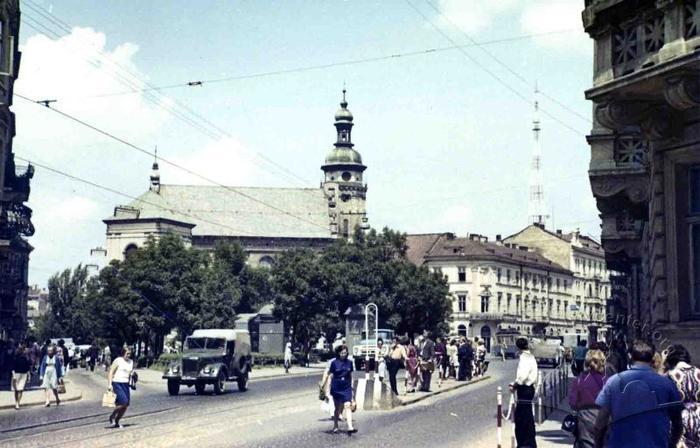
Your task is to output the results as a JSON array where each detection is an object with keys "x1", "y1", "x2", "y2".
[
  {"x1": 406, "y1": 229, "x2": 606, "y2": 353},
  {"x1": 0, "y1": 0, "x2": 34, "y2": 341},
  {"x1": 103, "y1": 91, "x2": 368, "y2": 263},
  {"x1": 582, "y1": 0, "x2": 700, "y2": 357}
]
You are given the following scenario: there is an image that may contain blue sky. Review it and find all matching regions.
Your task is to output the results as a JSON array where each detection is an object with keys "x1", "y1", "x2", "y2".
[{"x1": 15, "y1": 0, "x2": 597, "y2": 286}]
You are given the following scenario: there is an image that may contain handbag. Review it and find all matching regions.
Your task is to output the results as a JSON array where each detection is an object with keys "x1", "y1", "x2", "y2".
[
  {"x1": 318, "y1": 384, "x2": 327, "y2": 401},
  {"x1": 102, "y1": 390, "x2": 117, "y2": 408},
  {"x1": 561, "y1": 413, "x2": 578, "y2": 434}
]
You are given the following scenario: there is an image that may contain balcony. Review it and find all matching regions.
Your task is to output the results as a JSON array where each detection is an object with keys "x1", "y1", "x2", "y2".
[
  {"x1": 470, "y1": 312, "x2": 504, "y2": 322},
  {"x1": 0, "y1": 202, "x2": 35, "y2": 239}
]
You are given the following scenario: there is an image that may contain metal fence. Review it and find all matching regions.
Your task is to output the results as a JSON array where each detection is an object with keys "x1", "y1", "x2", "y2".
[{"x1": 535, "y1": 362, "x2": 570, "y2": 424}]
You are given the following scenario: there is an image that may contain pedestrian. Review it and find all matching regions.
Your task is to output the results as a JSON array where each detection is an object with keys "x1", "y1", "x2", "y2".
[
  {"x1": 457, "y1": 338, "x2": 474, "y2": 381},
  {"x1": 418, "y1": 331, "x2": 435, "y2": 392},
  {"x1": 447, "y1": 339, "x2": 458, "y2": 379},
  {"x1": 284, "y1": 342, "x2": 293, "y2": 374},
  {"x1": 103, "y1": 345, "x2": 112, "y2": 371},
  {"x1": 405, "y1": 338, "x2": 419, "y2": 393},
  {"x1": 475, "y1": 340, "x2": 487, "y2": 377},
  {"x1": 39, "y1": 345, "x2": 63, "y2": 407},
  {"x1": 107, "y1": 346, "x2": 136, "y2": 428},
  {"x1": 386, "y1": 337, "x2": 406, "y2": 395},
  {"x1": 11, "y1": 343, "x2": 31, "y2": 410},
  {"x1": 663, "y1": 344, "x2": 700, "y2": 448},
  {"x1": 40, "y1": 339, "x2": 50, "y2": 360},
  {"x1": 434, "y1": 337, "x2": 446, "y2": 387},
  {"x1": 88, "y1": 343, "x2": 99, "y2": 372},
  {"x1": 375, "y1": 338, "x2": 388, "y2": 382},
  {"x1": 321, "y1": 345, "x2": 356, "y2": 434},
  {"x1": 572, "y1": 340, "x2": 588, "y2": 376},
  {"x1": 568, "y1": 349, "x2": 607, "y2": 447},
  {"x1": 57, "y1": 339, "x2": 70, "y2": 375},
  {"x1": 510, "y1": 337, "x2": 538, "y2": 448},
  {"x1": 593, "y1": 340, "x2": 683, "y2": 448}
]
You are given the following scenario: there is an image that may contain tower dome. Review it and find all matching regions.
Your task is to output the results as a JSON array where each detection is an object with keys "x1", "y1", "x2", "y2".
[{"x1": 321, "y1": 88, "x2": 366, "y2": 171}]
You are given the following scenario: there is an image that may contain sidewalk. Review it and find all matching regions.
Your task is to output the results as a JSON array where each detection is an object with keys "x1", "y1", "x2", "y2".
[
  {"x1": 0, "y1": 375, "x2": 82, "y2": 411},
  {"x1": 396, "y1": 372, "x2": 491, "y2": 406}
]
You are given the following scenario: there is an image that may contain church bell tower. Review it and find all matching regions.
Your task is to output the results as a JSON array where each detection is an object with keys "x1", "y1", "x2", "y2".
[{"x1": 321, "y1": 89, "x2": 368, "y2": 239}]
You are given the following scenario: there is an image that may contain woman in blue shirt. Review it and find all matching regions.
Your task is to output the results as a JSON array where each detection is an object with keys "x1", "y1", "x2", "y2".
[{"x1": 322, "y1": 344, "x2": 356, "y2": 434}]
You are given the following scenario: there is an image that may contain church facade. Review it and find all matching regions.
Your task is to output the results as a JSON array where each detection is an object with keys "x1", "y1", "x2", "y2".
[{"x1": 103, "y1": 91, "x2": 369, "y2": 264}]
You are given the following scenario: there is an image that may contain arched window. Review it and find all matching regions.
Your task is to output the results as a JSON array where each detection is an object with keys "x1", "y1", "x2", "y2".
[
  {"x1": 124, "y1": 243, "x2": 138, "y2": 258},
  {"x1": 457, "y1": 324, "x2": 467, "y2": 337},
  {"x1": 342, "y1": 219, "x2": 349, "y2": 238},
  {"x1": 259, "y1": 256, "x2": 275, "y2": 268}
]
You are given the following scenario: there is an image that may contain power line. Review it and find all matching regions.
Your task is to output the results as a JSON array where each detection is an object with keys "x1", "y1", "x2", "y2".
[
  {"x1": 15, "y1": 93, "x2": 332, "y2": 233},
  {"x1": 21, "y1": 1, "x2": 310, "y2": 187},
  {"x1": 422, "y1": 0, "x2": 591, "y2": 124},
  {"x1": 403, "y1": 0, "x2": 588, "y2": 138},
  {"x1": 15, "y1": 155, "x2": 254, "y2": 236},
  {"x1": 66, "y1": 29, "x2": 579, "y2": 99}
]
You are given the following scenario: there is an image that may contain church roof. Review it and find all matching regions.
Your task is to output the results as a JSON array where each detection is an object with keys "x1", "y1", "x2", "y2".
[{"x1": 126, "y1": 185, "x2": 332, "y2": 239}]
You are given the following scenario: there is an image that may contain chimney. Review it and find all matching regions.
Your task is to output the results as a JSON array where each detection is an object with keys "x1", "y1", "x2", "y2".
[{"x1": 556, "y1": 229, "x2": 562, "y2": 236}]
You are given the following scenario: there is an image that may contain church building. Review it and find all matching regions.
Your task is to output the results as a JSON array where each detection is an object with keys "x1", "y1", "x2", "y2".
[{"x1": 103, "y1": 90, "x2": 369, "y2": 265}]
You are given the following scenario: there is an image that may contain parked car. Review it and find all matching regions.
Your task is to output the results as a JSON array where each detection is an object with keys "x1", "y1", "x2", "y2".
[
  {"x1": 163, "y1": 329, "x2": 252, "y2": 396},
  {"x1": 530, "y1": 337, "x2": 563, "y2": 367},
  {"x1": 352, "y1": 329, "x2": 394, "y2": 371}
]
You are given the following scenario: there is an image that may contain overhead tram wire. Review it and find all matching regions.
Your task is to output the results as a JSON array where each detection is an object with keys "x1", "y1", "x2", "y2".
[
  {"x1": 14, "y1": 156, "x2": 254, "y2": 237},
  {"x1": 63, "y1": 29, "x2": 580, "y2": 99},
  {"x1": 15, "y1": 93, "x2": 332, "y2": 234},
  {"x1": 403, "y1": 0, "x2": 588, "y2": 138},
  {"x1": 422, "y1": 0, "x2": 591, "y2": 125},
  {"x1": 21, "y1": 1, "x2": 311, "y2": 188}
]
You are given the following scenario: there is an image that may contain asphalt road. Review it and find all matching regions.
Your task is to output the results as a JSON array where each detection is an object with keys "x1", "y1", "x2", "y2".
[{"x1": 0, "y1": 359, "x2": 557, "y2": 448}]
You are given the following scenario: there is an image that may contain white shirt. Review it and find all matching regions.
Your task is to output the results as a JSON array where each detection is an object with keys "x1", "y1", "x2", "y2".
[
  {"x1": 515, "y1": 350, "x2": 538, "y2": 386},
  {"x1": 112, "y1": 357, "x2": 134, "y2": 383}
]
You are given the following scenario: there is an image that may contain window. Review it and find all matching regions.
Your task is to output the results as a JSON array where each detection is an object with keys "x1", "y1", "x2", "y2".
[
  {"x1": 497, "y1": 292, "x2": 503, "y2": 312},
  {"x1": 556, "y1": 278, "x2": 560, "y2": 291},
  {"x1": 564, "y1": 280, "x2": 568, "y2": 290},
  {"x1": 515, "y1": 271, "x2": 520, "y2": 284},
  {"x1": 691, "y1": 166, "x2": 700, "y2": 315},
  {"x1": 457, "y1": 324, "x2": 467, "y2": 337},
  {"x1": 342, "y1": 219, "x2": 349, "y2": 238},
  {"x1": 341, "y1": 171, "x2": 351, "y2": 181},
  {"x1": 458, "y1": 294, "x2": 467, "y2": 312},
  {"x1": 481, "y1": 296, "x2": 489, "y2": 313},
  {"x1": 516, "y1": 295, "x2": 522, "y2": 314},
  {"x1": 507, "y1": 270, "x2": 511, "y2": 283},
  {"x1": 497, "y1": 268, "x2": 502, "y2": 283},
  {"x1": 507, "y1": 293, "x2": 512, "y2": 313},
  {"x1": 458, "y1": 266, "x2": 466, "y2": 282}
]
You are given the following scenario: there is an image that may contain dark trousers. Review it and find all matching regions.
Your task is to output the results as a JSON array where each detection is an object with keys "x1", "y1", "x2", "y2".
[
  {"x1": 514, "y1": 384, "x2": 537, "y2": 448},
  {"x1": 458, "y1": 359, "x2": 472, "y2": 381},
  {"x1": 420, "y1": 368, "x2": 432, "y2": 391},
  {"x1": 387, "y1": 359, "x2": 401, "y2": 395}
]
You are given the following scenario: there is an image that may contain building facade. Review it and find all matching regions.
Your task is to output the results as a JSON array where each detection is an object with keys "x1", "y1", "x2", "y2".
[
  {"x1": 0, "y1": 0, "x2": 33, "y2": 341},
  {"x1": 26, "y1": 285, "x2": 48, "y2": 330},
  {"x1": 406, "y1": 232, "x2": 595, "y2": 353},
  {"x1": 103, "y1": 91, "x2": 369, "y2": 264},
  {"x1": 582, "y1": 0, "x2": 700, "y2": 358},
  {"x1": 504, "y1": 224, "x2": 611, "y2": 342}
]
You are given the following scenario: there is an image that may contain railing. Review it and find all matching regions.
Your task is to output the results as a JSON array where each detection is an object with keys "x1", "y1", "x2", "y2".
[{"x1": 535, "y1": 362, "x2": 570, "y2": 424}]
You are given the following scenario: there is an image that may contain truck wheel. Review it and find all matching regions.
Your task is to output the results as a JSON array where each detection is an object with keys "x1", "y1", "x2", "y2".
[
  {"x1": 213, "y1": 371, "x2": 226, "y2": 395},
  {"x1": 167, "y1": 380, "x2": 180, "y2": 396},
  {"x1": 237, "y1": 369, "x2": 248, "y2": 392},
  {"x1": 195, "y1": 382, "x2": 206, "y2": 395}
]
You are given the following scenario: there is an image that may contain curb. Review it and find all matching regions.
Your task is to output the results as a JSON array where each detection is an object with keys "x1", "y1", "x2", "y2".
[
  {"x1": 139, "y1": 367, "x2": 326, "y2": 385},
  {"x1": 398, "y1": 375, "x2": 491, "y2": 406},
  {"x1": 0, "y1": 390, "x2": 82, "y2": 411}
]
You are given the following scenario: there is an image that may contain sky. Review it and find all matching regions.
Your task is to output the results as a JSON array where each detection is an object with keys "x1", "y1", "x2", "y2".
[{"x1": 14, "y1": 0, "x2": 598, "y2": 286}]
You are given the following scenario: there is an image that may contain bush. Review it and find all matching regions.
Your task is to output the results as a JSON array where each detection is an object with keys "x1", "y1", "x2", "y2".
[{"x1": 252, "y1": 353, "x2": 285, "y2": 366}]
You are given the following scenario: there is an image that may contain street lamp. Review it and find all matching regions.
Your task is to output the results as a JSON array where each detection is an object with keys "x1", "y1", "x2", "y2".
[{"x1": 364, "y1": 303, "x2": 378, "y2": 379}]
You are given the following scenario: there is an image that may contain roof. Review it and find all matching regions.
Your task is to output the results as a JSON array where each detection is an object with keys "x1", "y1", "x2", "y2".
[
  {"x1": 124, "y1": 185, "x2": 333, "y2": 239},
  {"x1": 404, "y1": 233, "x2": 449, "y2": 265},
  {"x1": 190, "y1": 329, "x2": 248, "y2": 340},
  {"x1": 505, "y1": 224, "x2": 604, "y2": 256},
  {"x1": 410, "y1": 234, "x2": 570, "y2": 273}
]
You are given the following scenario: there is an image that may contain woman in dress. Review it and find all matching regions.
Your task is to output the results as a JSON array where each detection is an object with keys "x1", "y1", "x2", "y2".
[
  {"x1": 375, "y1": 338, "x2": 388, "y2": 382},
  {"x1": 664, "y1": 344, "x2": 700, "y2": 448},
  {"x1": 39, "y1": 345, "x2": 63, "y2": 407},
  {"x1": 568, "y1": 349, "x2": 607, "y2": 448},
  {"x1": 321, "y1": 344, "x2": 356, "y2": 434},
  {"x1": 405, "y1": 338, "x2": 419, "y2": 393},
  {"x1": 107, "y1": 346, "x2": 135, "y2": 428},
  {"x1": 11, "y1": 343, "x2": 31, "y2": 410}
]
